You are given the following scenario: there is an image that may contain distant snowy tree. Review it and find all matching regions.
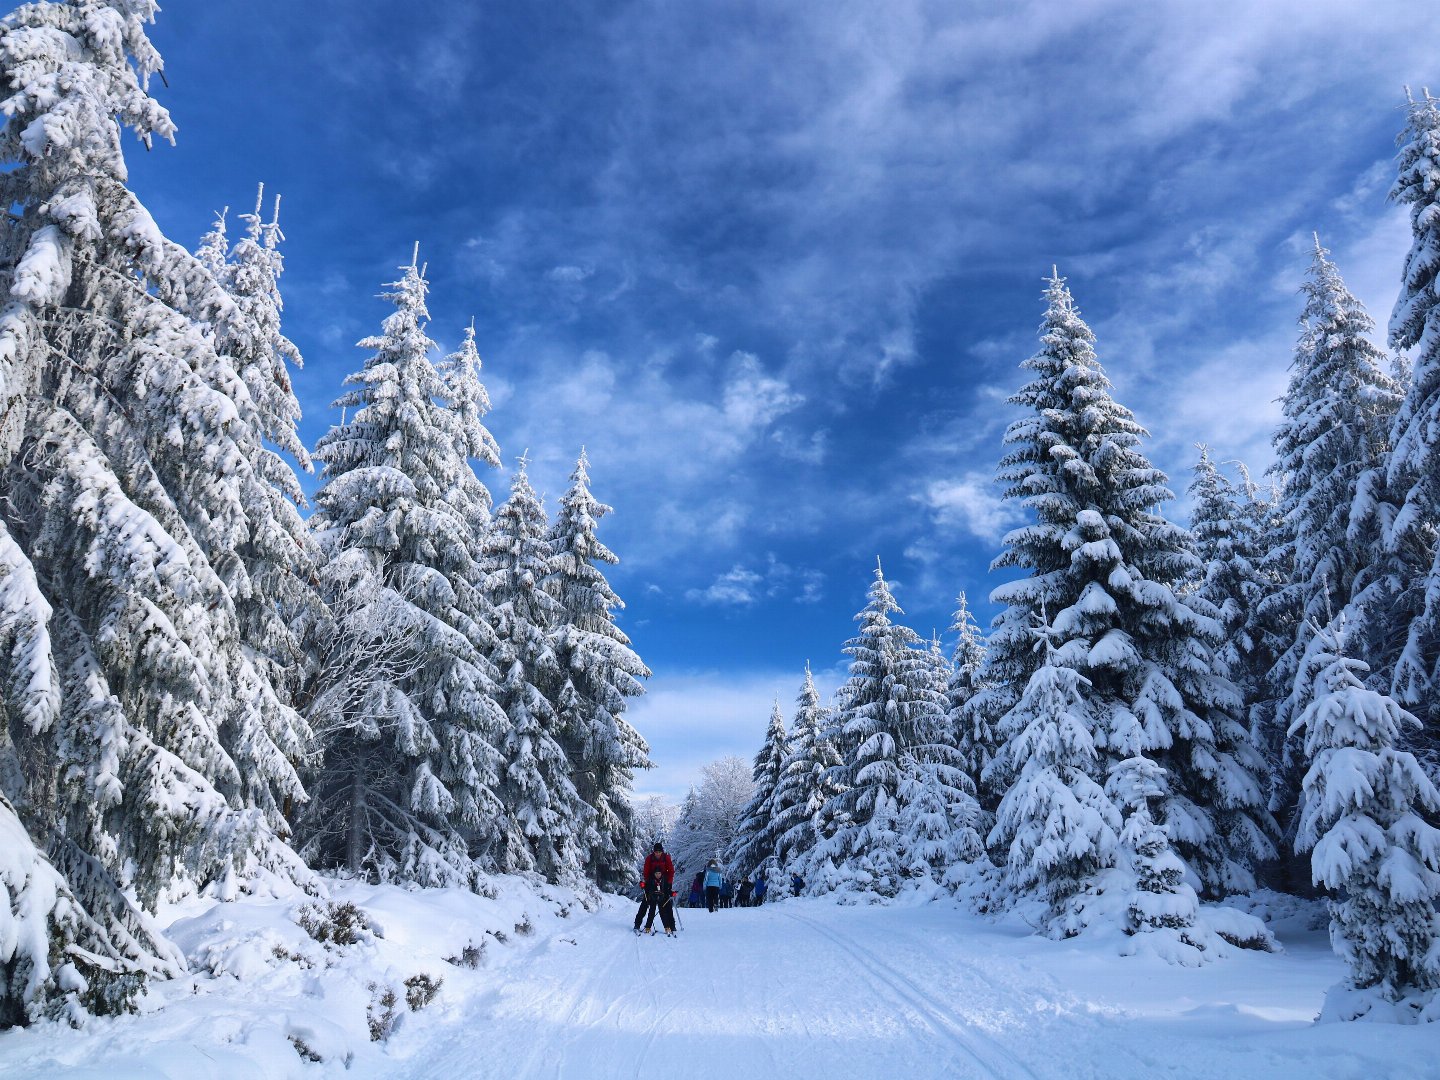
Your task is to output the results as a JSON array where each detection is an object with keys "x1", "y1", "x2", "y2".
[
  {"x1": 482, "y1": 458, "x2": 584, "y2": 881},
  {"x1": 729, "y1": 699, "x2": 790, "y2": 876},
  {"x1": 948, "y1": 592, "x2": 998, "y2": 803},
  {"x1": 300, "y1": 256, "x2": 505, "y2": 887},
  {"x1": 772, "y1": 664, "x2": 842, "y2": 870},
  {"x1": 1291, "y1": 627, "x2": 1440, "y2": 1022},
  {"x1": 0, "y1": 0, "x2": 309, "y2": 1020},
  {"x1": 1188, "y1": 450, "x2": 1284, "y2": 784},
  {"x1": 631, "y1": 795, "x2": 679, "y2": 865},
  {"x1": 670, "y1": 756, "x2": 754, "y2": 878},
  {"x1": 545, "y1": 450, "x2": 651, "y2": 889},
  {"x1": 810, "y1": 563, "x2": 976, "y2": 897},
  {"x1": 1262, "y1": 240, "x2": 1403, "y2": 835},
  {"x1": 979, "y1": 274, "x2": 1274, "y2": 906},
  {"x1": 1374, "y1": 89, "x2": 1440, "y2": 753}
]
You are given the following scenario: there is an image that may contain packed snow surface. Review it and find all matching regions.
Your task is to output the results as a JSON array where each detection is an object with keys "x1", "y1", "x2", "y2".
[{"x1": 0, "y1": 882, "x2": 1434, "y2": 1079}]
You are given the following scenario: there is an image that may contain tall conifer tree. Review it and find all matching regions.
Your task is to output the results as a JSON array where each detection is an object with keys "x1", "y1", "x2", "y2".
[
  {"x1": 0, "y1": 0, "x2": 311, "y2": 1019},
  {"x1": 482, "y1": 458, "x2": 582, "y2": 881},
  {"x1": 1261, "y1": 240, "x2": 1402, "y2": 831},
  {"x1": 1375, "y1": 90, "x2": 1440, "y2": 754},
  {"x1": 545, "y1": 450, "x2": 651, "y2": 888},
  {"x1": 301, "y1": 256, "x2": 505, "y2": 886},
  {"x1": 980, "y1": 275, "x2": 1273, "y2": 912}
]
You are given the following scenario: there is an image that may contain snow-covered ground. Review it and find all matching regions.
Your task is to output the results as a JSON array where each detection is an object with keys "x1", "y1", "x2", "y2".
[{"x1": 0, "y1": 883, "x2": 1434, "y2": 1079}]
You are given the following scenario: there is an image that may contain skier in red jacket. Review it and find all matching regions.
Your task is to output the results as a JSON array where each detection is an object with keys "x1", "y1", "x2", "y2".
[{"x1": 634, "y1": 841, "x2": 676, "y2": 934}]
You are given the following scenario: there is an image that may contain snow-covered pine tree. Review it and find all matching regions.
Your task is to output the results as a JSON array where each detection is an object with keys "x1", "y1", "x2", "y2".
[
  {"x1": 482, "y1": 456, "x2": 583, "y2": 881},
  {"x1": 545, "y1": 449, "x2": 651, "y2": 889},
  {"x1": 729, "y1": 699, "x2": 790, "y2": 877},
  {"x1": 1291, "y1": 626, "x2": 1440, "y2": 1022},
  {"x1": 979, "y1": 274, "x2": 1274, "y2": 905},
  {"x1": 1188, "y1": 450, "x2": 1280, "y2": 765},
  {"x1": 812, "y1": 562, "x2": 953, "y2": 897},
  {"x1": 948, "y1": 592, "x2": 998, "y2": 804},
  {"x1": 435, "y1": 320, "x2": 501, "y2": 533},
  {"x1": 300, "y1": 255, "x2": 506, "y2": 887},
  {"x1": 1104, "y1": 756, "x2": 1206, "y2": 963},
  {"x1": 1261, "y1": 239, "x2": 1403, "y2": 835},
  {"x1": 1374, "y1": 89, "x2": 1440, "y2": 756},
  {"x1": 773, "y1": 663, "x2": 842, "y2": 873},
  {"x1": 196, "y1": 185, "x2": 325, "y2": 833},
  {"x1": 988, "y1": 640, "x2": 1119, "y2": 929},
  {"x1": 0, "y1": 0, "x2": 315, "y2": 1021}
]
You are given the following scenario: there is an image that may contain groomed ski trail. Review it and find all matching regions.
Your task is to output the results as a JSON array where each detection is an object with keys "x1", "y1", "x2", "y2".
[{"x1": 386, "y1": 898, "x2": 1047, "y2": 1080}]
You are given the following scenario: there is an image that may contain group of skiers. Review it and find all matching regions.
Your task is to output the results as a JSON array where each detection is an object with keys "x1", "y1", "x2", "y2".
[
  {"x1": 683, "y1": 862, "x2": 768, "y2": 911},
  {"x1": 632, "y1": 842, "x2": 792, "y2": 935}
]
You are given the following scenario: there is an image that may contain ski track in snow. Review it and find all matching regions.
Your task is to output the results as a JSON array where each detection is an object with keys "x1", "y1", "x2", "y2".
[
  {"x1": 384, "y1": 899, "x2": 1138, "y2": 1080},
  {"x1": 781, "y1": 910, "x2": 1037, "y2": 1080}
]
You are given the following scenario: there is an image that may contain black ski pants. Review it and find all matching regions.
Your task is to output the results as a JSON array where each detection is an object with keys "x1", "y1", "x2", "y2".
[
  {"x1": 705, "y1": 885, "x2": 720, "y2": 912},
  {"x1": 637, "y1": 891, "x2": 675, "y2": 931}
]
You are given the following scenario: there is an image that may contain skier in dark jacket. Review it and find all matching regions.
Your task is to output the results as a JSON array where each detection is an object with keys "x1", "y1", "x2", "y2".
[
  {"x1": 737, "y1": 878, "x2": 753, "y2": 906},
  {"x1": 687, "y1": 872, "x2": 704, "y2": 908},
  {"x1": 753, "y1": 873, "x2": 768, "y2": 906},
  {"x1": 635, "y1": 867, "x2": 677, "y2": 935},
  {"x1": 634, "y1": 842, "x2": 675, "y2": 931}
]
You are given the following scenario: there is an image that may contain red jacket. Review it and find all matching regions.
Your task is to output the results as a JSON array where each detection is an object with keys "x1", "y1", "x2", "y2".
[{"x1": 641, "y1": 851, "x2": 674, "y2": 891}]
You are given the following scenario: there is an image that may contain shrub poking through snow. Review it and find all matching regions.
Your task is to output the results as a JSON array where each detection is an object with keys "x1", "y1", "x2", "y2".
[
  {"x1": 297, "y1": 901, "x2": 372, "y2": 948},
  {"x1": 446, "y1": 941, "x2": 485, "y2": 969},
  {"x1": 404, "y1": 973, "x2": 442, "y2": 1011},
  {"x1": 367, "y1": 983, "x2": 401, "y2": 1042}
]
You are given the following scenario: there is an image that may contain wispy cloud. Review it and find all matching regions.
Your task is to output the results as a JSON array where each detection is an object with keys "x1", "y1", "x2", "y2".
[{"x1": 686, "y1": 554, "x2": 826, "y2": 607}]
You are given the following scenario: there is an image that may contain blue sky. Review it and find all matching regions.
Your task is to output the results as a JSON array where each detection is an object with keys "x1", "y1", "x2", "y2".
[{"x1": 131, "y1": 1, "x2": 1432, "y2": 800}]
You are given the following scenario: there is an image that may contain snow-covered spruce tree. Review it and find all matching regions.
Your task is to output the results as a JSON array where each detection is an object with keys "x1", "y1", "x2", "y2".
[
  {"x1": 812, "y1": 563, "x2": 978, "y2": 897},
  {"x1": 989, "y1": 641, "x2": 1119, "y2": 929},
  {"x1": 545, "y1": 449, "x2": 651, "y2": 889},
  {"x1": 949, "y1": 592, "x2": 999, "y2": 806},
  {"x1": 1188, "y1": 450, "x2": 1282, "y2": 772},
  {"x1": 1373, "y1": 89, "x2": 1440, "y2": 754},
  {"x1": 978, "y1": 274, "x2": 1274, "y2": 905},
  {"x1": 1103, "y1": 756, "x2": 1206, "y2": 964},
  {"x1": 729, "y1": 699, "x2": 790, "y2": 877},
  {"x1": 481, "y1": 457, "x2": 584, "y2": 881},
  {"x1": 1291, "y1": 627, "x2": 1440, "y2": 1022},
  {"x1": 300, "y1": 256, "x2": 506, "y2": 887},
  {"x1": 0, "y1": 0, "x2": 319, "y2": 1022},
  {"x1": 773, "y1": 663, "x2": 842, "y2": 872},
  {"x1": 194, "y1": 186, "x2": 324, "y2": 832},
  {"x1": 435, "y1": 320, "x2": 501, "y2": 534},
  {"x1": 1261, "y1": 240, "x2": 1403, "y2": 835}
]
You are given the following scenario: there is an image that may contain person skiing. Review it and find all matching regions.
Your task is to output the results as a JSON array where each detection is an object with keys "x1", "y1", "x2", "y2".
[
  {"x1": 634, "y1": 841, "x2": 675, "y2": 932},
  {"x1": 703, "y1": 860, "x2": 723, "y2": 912},
  {"x1": 720, "y1": 877, "x2": 735, "y2": 909},
  {"x1": 790, "y1": 872, "x2": 804, "y2": 895},
  {"x1": 687, "y1": 871, "x2": 704, "y2": 908},
  {"x1": 753, "y1": 873, "x2": 768, "y2": 906},
  {"x1": 737, "y1": 878, "x2": 753, "y2": 907},
  {"x1": 636, "y1": 866, "x2": 677, "y2": 935}
]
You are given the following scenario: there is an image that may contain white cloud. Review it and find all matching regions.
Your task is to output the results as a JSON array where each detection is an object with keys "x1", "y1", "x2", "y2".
[
  {"x1": 685, "y1": 553, "x2": 827, "y2": 607},
  {"x1": 687, "y1": 565, "x2": 764, "y2": 606},
  {"x1": 722, "y1": 352, "x2": 804, "y2": 431},
  {"x1": 918, "y1": 471, "x2": 1022, "y2": 543}
]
